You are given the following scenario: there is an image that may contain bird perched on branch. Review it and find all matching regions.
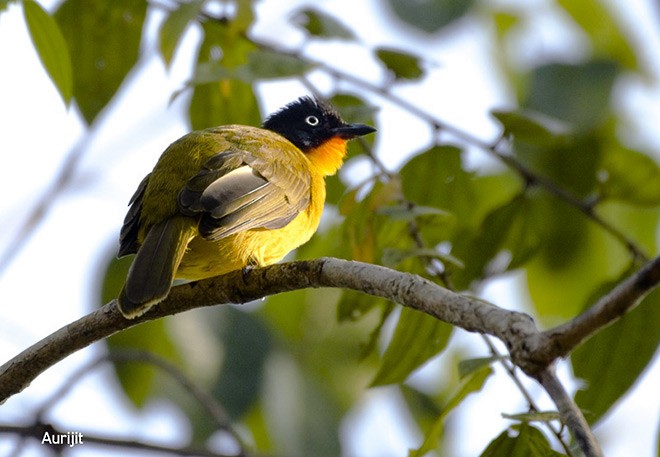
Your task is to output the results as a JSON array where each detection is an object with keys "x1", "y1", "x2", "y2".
[{"x1": 117, "y1": 96, "x2": 376, "y2": 318}]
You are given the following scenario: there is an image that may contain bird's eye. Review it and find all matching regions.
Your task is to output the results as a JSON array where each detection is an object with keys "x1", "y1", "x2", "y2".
[{"x1": 305, "y1": 115, "x2": 320, "y2": 126}]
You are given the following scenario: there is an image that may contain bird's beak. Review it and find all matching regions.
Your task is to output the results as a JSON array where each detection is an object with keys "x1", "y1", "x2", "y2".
[{"x1": 332, "y1": 123, "x2": 376, "y2": 139}]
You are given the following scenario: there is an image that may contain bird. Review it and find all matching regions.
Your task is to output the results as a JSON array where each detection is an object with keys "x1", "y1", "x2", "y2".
[{"x1": 117, "y1": 96, "x2": 376, "y2": 318}]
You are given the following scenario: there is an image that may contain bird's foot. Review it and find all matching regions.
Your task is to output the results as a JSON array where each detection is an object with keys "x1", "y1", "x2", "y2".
[{"x1": 241, "y1": 265, "x2": 255, "y2": 284}]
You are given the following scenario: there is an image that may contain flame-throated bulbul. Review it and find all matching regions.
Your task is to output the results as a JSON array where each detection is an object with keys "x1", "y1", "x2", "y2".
[{"x1": 117, "y1": 96, "x2": 376, "y2": 318}]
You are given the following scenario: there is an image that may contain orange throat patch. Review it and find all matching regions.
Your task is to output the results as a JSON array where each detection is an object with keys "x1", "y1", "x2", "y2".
[{"x1": 306, "y1": 137, "x2": 348, "y2": 176}]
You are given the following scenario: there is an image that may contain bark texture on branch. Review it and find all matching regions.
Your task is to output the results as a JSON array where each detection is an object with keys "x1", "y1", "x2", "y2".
[{"x1": 0, "y1": 258, "x2": 541, "y2": 401}]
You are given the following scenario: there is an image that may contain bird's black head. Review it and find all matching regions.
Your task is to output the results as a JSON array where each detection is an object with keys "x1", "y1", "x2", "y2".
[{"x1": 263, "y1": 96, "x2": 375, "y2": 152}]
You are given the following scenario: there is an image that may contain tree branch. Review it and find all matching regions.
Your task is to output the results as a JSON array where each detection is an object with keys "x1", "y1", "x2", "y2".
[
  {"x1": 540, "y1": 254, "x2": 660, "y2": 360},
  {"x1": 0, "y1": 258, "x2": 540, "y2": 401},
  {"x1": 2, "y1": 255, "x2": 659, "y2": 456},
  {"x1": 480, "y1": 335, "x2": 574, "y2": 456}
]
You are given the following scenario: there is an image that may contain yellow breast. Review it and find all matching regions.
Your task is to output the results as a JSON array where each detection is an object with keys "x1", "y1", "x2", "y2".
[{"x1": 176, "y1": 171, "x2": 326, "y2": 280}]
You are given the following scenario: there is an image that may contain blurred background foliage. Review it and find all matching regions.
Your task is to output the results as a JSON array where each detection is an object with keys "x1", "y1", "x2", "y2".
[{"x1": 6, "y1": 0, "x2": 660, "y2": 455}]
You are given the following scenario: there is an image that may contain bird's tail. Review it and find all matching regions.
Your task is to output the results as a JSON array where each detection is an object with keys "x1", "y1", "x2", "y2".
[{"x1": 118, "y1": 217, "x2": 196, "y2": 319}]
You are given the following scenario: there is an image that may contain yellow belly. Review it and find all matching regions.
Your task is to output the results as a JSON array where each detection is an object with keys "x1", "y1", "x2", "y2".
[{"x1": 175, "y1": 182, "x2": 324, "y2": 280}]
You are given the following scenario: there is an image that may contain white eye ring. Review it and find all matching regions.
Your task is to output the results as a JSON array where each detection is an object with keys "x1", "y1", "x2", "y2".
[{"x1": 305, "y1": 115, "x2": 320, "y2": 126}]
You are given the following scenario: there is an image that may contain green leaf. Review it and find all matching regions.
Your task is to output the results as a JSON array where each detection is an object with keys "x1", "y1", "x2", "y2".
[
  {"x1": 324, "y1": 173, "x2": 347, "y2": 206},
  {"x1": 108, "y1": 321, "x2": 180, "y2": 408},
  {"x1": 441, "y1": 172, "x2": 524, "y2": 283},
  {"x1": 212, "y1": 307, "x2": 273, "y2": 420},
  {"x1": 410, "y1": 364, "x2": 492, "y2": 457},
  {"x1": 448, "y1": 192, "x2": 540, "y2": 288},
  {"x1": 557, "y1": 0, "x2": 639, "y2": 72},
  {"x1": 458, "y1": 356, "x2": 502, "y2": 379},
  {"x1": 292, "y1": 8, "x2": 355, "y2": 40},
  {"x1": 328, "y1": 94, "x2": 378, "y2": 125},
  {"x1": 386, "y1": 0, "x2": 474, "y2": 34},
  {"x1": 190, "y1": 79, "x2": 259, "y2": 129},
  {"x1": 517, "y1": 134, "x2": 603, "y2": 201},
  {"x1": 376, "y1": 47, "x2": 424, "y2": 81},
  {"x1": 99, "y1": 252, "x2": 133, "y2": 305},
  {"x1": 524, "y1": 61, "x2": 619, "y2": 131},
  {"x1": 400, "y1": 148, "x2": 523, "y2": 236},
  {"x1": 357, "y1": 305, "x2": 395, "y2": 360},
  {"x1": 188, "y1": 61, "x2": 231, "y2": 85},
  {"x1": 261, "y1": 353, "x2": 343, "y2": 456},
  {"x1": 381, "y1": 247, "x2": 463, "y2": 270},
  {"x1": 22, "y1": 0, "x2": 72, "y2": 105},
  {"x1": 598, "y1": 200, "x2": 658, "y2": 256},
  {"x1": 192, "y1": 50, "x2": 315, "y2": 83},
  {"x1": 337, "y1": 289, "x2": 390, "y2": 322},
  {"x1": 340, "y1": 179, "x2": 408, "y2": 264},
  {"x1": 469, "y1": 172, "x2": 524, "y2": 227},
  {"x1": 572, "y1": 285, "x2": 660, "y2": 424},
  {"x1": 399, "y1": 150, "x2": 523, "y2": 290},
  {"x1": 400, "y1": 145, "x2": 475, "y2": 227},
  {"x1": 502, "y1": 411, "x2": 561, "y2": 423},
  {"x1": 371, "y1": 308, "x2": 453, "y2": 386},
  {"x1": 1, "y1": 0, "x2": 15, "y2": 13},
  {"x1": 231, "y1": 0, "x2": 254, "y2": 33},
  {"x1": 159, "y1": 0, "x2": 204, "y2": 68},
  {"x1": 400, "y1": 385, "x2": 442, "y2": 431},
  {"x1": 491, "y1": 109, "x2": 571, "y2": 146},
  {"x1": 480, "y1": 195, "x2": 541, "y2": 268},
  {"x1": 189, "y1": 22, "x2": 260, "y2": 130},
  {"x1": 377, "y1": 204, "x2": 450, "y2": 221},
  {"x1": 524, "y1": 194, "x2": 625, "y2": 321},
  {"x1": 492, "y1": 10, "x2": 519, "y2": 39},
  {"x1": 260, "y1": 290, "x2": 309, "y2": 341},
  {"x1": 599, "y1": 144, "x2": 660, "y2": 205},
  {"x1": 55, "y1": 0, "x2": 147, "y2": 124},
  {"x1": 240, "y1": 49, "x2": 314, "y2": 80},
  {"x1": 98, "y1": 254, "x2": 180, "y2": 408},
  {"x1": 480, "y1": 423, "x2": 563, "y2": 457}
]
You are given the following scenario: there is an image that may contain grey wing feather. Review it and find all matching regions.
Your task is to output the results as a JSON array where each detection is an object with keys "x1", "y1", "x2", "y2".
[
  {"x1": 201, "y1": 166, "x2": 270, "y2": 218},
  {"x1": 178, "y1": 149, "x2": 310, "y2": 241}
]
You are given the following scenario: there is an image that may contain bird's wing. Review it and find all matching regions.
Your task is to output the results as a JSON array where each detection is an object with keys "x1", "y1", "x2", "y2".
[
  {"x1": 118, "y1": 173, "x2": 151, "y2": 256},
  {"x1": 178, "y1": 148, "x2": 311, "y2": 241}
]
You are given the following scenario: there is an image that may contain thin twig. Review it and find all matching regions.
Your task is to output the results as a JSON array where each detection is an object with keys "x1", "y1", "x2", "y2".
[
  {"x1": 541, "y1": 253, "x2": 660, "y2": 360},
  {"x1": 110, "y1": 350, "x2": 246, "y2": 454},
  {"x1": 536, "y1": 367, "x2": 603, "y2": 457},
  {"x1": 490, "y1": 148, "x2": 648, "y2": 263},
  {"x1": 481, "y1": 335, "x2": 573, "y2": 456}
]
